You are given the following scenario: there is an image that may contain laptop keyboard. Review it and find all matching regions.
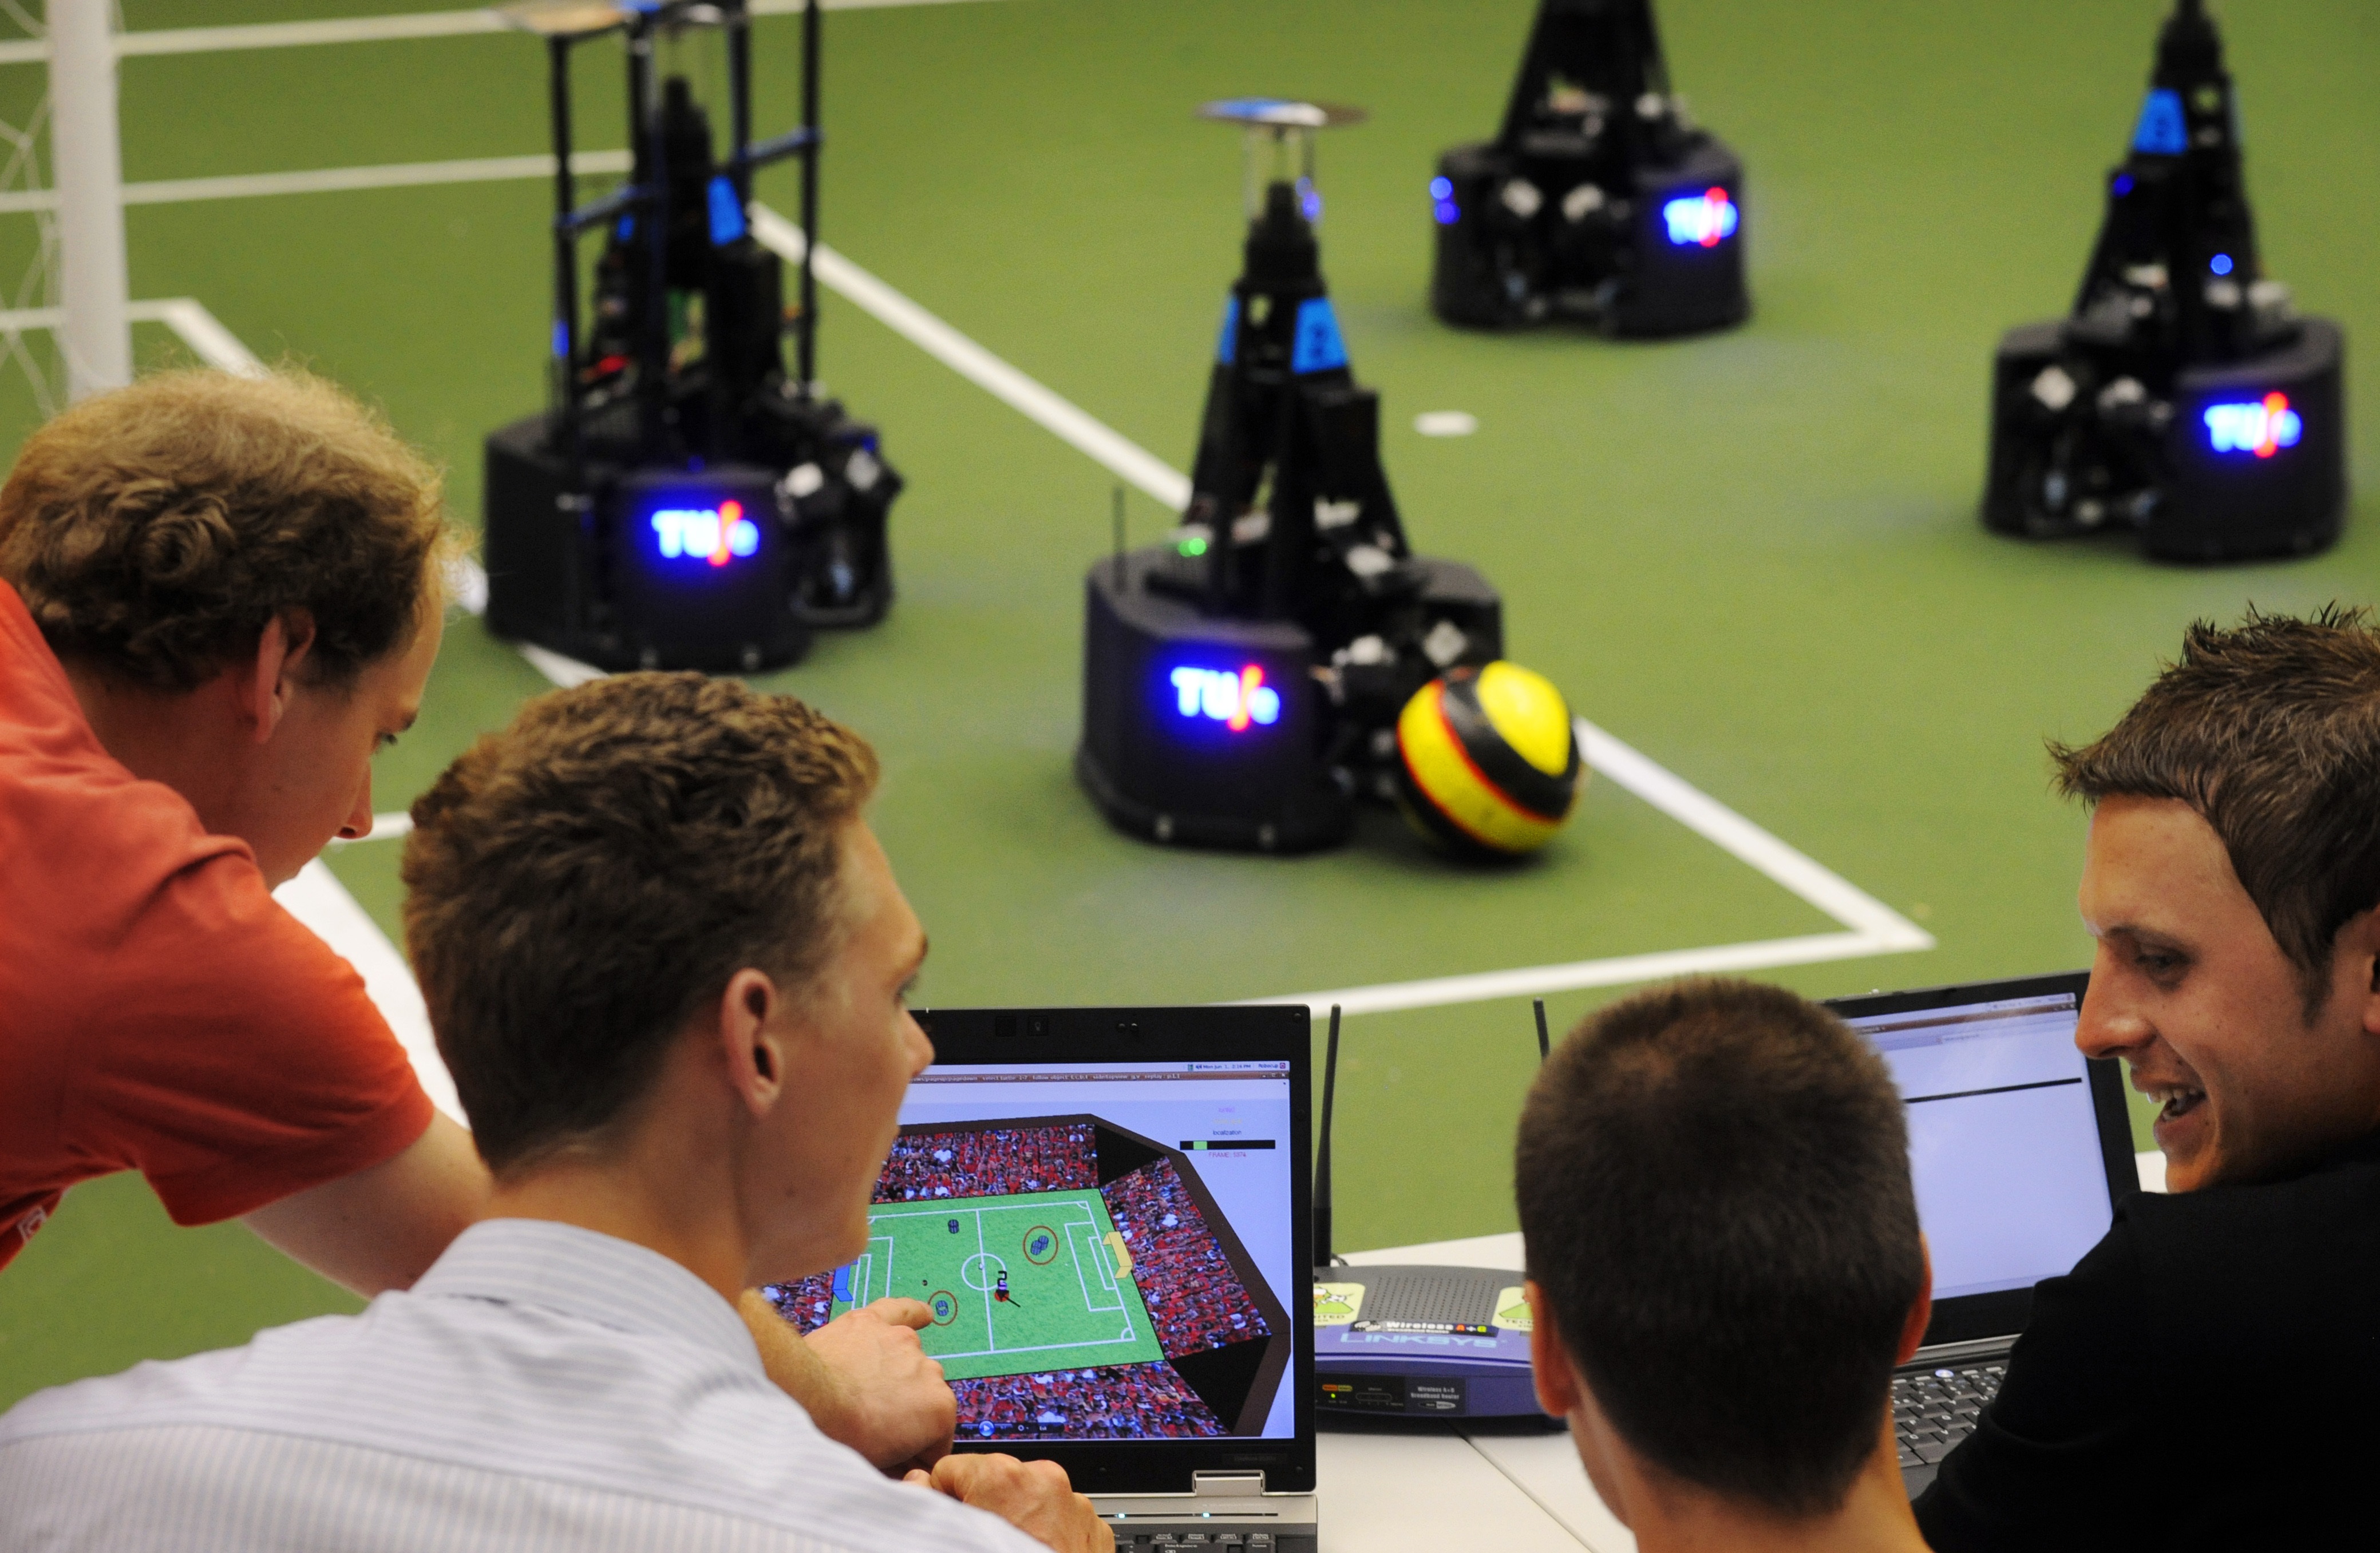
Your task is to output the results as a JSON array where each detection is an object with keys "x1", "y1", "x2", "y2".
[
  {"x1": 1114, "y1": 1535, "x2": 1307, "y2": 1553},
  {"x1": 1893, "y1": 1363, "x2": 2002, "y2": 1467}
]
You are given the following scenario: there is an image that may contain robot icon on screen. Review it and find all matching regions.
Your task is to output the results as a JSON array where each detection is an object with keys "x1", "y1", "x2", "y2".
[{"x1": 994, "y1": 1271, "x2": 1021, "y2": 1307}]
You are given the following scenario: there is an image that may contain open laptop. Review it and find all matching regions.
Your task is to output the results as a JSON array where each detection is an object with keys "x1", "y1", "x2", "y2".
[
  {"x1": 766, "y1": 1005, "x2": 1316, "y2": 1552},
  {"x1": 1822, "y1": 972, "x2": 2140, "y2": 1497}
]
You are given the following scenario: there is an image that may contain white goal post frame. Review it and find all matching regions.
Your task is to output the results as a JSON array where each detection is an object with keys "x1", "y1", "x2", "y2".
[{"x1": 48, "y1": 0, "x2": 131, "y2": 399}]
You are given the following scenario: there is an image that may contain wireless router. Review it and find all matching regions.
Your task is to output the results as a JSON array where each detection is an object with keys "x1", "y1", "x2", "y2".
[{"x1": 1310, "y1": 1003, "x2": 1558, "y2": 1424}]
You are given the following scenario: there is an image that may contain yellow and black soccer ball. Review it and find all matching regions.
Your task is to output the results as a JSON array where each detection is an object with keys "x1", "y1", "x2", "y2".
[{"x1": 1394, "y1": 661, "x2": 1584, "y2": 857}]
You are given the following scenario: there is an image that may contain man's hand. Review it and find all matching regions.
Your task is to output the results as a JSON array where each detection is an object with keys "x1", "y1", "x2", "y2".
[
  {"x1": 805, "y1": 1297, "x2": 958, "y2": 1471},
  {"x1": 904, "y1": 1453, "x2": 1114, "y2": 1553},
  {"x1": 738, "y1": 1291, "x2": 956, "y2": 1472}
]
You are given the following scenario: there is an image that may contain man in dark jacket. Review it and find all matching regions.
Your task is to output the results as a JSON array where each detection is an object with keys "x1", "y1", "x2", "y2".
[{"x1": 1915, "y1": 608, "x2": 2380, "y2": 1551}]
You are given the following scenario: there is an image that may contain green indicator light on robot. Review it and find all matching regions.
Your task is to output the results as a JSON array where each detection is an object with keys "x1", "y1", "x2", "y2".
[{"x1": 1179, "y1": 536, "x2": 1209, "y2": 557}]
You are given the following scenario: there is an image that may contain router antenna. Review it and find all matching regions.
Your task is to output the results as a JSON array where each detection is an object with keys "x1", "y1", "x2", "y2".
[
  {"x1": 1315, "y1": 1003, "x2": 1341, "y2": 1268},
  {"x1": 1533, "y1": 998, "x2": 1551, "y2": 1063}
]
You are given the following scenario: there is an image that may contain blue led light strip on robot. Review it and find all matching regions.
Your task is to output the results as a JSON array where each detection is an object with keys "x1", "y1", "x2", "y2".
[
  {"x1": 2133, "y1": 88, "x2": 2188, "y2": 156},
  {"x1": 1290, "y1": 298, "x2": 1347, "y2": 375},
  {"x1": 1215, "y1": 295, "x2": 1240, "y2": 365},
  {"x1": 707, "y1": 175, "x2": 748, "y2": 244}
]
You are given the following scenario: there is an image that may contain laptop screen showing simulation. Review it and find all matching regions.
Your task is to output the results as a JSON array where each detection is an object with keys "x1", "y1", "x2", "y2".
[
  {"x1": 766, "y1": 1058, "x2": 1299, "y2": 1445},
  {"x1": 1833, "y1": 984, "x2": 2116, "y2": 1303}
]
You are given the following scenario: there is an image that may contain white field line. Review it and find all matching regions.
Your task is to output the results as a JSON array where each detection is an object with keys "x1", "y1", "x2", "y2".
[
  {"x1": 334, "y1": 811, "x2": 416, "y2": 843},
  {"x1": 0, "y1": 296, "x2": 267, "y2": 376},
  {"x1": 0, "y1": 0, "x2": 1002, "y2": 67},
  {"x1": 0, "y1": 150, "x2": 634, "y2": 216},
  {"x1": 741, "y1": 204, "x2": 1936, "y2": 1011},
  {"x1": 271, "y1": 860, "x2": 464, "y2": 1123},
  {"x1": 1259, "y1": 720, "x2": 1932, "y2": 1016},
  {"x1": 1267, "y1": 930, "x2": 1912, "y2": 1021},
  {"x1": 0, "y1": 297, "x2": 591, "y2": 704},
  {"x1": 54, "y1": 200, "x2": 1931, "y2": 1030},
  {"x1": 136, "y1": 298, "x2": 267, "y2": 374},
  {"x1": 515, "y1": 639, "x2": 607, "y2": 686},
  {"x1": 749, "y1": 205, "x2": 1193, "y2": 510}
]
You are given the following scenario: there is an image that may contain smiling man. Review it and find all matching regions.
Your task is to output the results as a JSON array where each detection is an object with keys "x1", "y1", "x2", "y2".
[{"x1": 1915, "y1": 608, "x2": 2380, "y2": 1551}]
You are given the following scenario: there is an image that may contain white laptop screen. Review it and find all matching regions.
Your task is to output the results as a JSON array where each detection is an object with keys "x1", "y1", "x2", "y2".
[
  {"x1": 1839, "y1": 991, "x2": 2114, "y2": 1301},
  {"x1": 765, "y1": 1060, "x2": 1298, "y2": 1444}
]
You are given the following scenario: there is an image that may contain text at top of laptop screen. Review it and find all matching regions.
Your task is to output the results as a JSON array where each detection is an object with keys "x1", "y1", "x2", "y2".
[
  {"x1": 766, "y1": 1061, "x2": 1298, "y2": 1445},
  {"x1": 1837, "y1": 993, "x2": 2112, "y2": 1302}
]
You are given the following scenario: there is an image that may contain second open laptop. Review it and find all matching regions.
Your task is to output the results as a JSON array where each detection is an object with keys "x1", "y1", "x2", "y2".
[
  {"x1": 766, "y1": 1004, "x2": 1316, "y2": 1553},
  {"x1": 1822, "y1": 971, "x2": 2140, "y2": 1497}
]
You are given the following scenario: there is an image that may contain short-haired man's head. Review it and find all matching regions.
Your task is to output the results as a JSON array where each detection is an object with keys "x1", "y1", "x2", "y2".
[
  {"x1": 401, "y1": 674, "x2": 880, "y2": 1176},
  {"x1": 2051, "y1": 606, "x2": 2380, "y2": 1019},
  {"x1": 1515, "y1": 978, "x2": 1920, "y2": 1518},
  {"x1": 0, "y1": 367, "x2": 448, "y2": 692}
]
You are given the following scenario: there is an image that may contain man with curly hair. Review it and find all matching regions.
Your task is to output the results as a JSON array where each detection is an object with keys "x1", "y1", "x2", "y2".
[{"x1": 0, "y1": 369, "x2": 952, "y2": 1470}]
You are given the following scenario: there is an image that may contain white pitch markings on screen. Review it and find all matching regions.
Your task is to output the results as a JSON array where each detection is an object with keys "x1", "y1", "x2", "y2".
[
  {"x1": 946, "y1": 1334, "x2": 1145, "y2": 1361},
  {"x1": 1079, "y1": 1221, "x2": 1122, "y2": 1301},
  {"x1": 1064, "y1": 1221, "x2": 1102, "y2": 1314},
  {"x1": 974, "y1": 1211, "x2": 994, "y2": 1346}
]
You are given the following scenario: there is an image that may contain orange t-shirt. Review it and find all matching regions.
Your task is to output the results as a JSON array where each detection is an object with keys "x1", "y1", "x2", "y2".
[{"x1": 0, "y1": 579, "x2": 432, "y2": 1272}]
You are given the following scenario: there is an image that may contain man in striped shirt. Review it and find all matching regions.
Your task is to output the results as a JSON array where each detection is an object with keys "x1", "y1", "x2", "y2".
[{"x1": 0, "y1": 674, "x2": 1109, "y2": 1552}]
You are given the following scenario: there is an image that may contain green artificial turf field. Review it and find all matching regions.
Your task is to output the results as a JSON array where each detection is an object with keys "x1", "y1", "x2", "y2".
[
  {"x1": 844, "y1": 1190, "x2": 1156, "y2": 1381},
  {"x1": 2, "y1": 0, "x2": 2375, "y2": 1410}
]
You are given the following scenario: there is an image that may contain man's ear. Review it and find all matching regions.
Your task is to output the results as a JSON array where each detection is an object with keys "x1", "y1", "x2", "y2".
[
  {"x1": 2350, "y1": 905, "x2": 2380, "y2": 1026},
  {"x1": 1527, "y1": 1280, "x2": 1636, "y2": 1531},
  {"x1": 242, "y1": 611, "x2": 318, "y2": 745},
  {"x1": 717, "y1": 968, "x2": 791, "y2": 1118},
  {"x1": 1524, "y1": 1279, "x2": 1580, "y2": 1420},
  {"x1": 1896, "y1": 1233, "x2": 1936, "y2": 1366}
]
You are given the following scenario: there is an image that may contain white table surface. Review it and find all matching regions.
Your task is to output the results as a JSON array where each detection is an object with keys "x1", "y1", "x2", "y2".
[{"x1": 1316, "y1": 1234, "x2": 1633, "y2": 1553}]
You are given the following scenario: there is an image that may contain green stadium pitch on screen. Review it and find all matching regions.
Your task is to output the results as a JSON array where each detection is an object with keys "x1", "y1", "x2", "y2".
[
  {"x1": 768, "y1": 1112, "x2": 1294, "y2": 1441},
  {"x1": 835, "y1": 1188, "x2": 1161, "y2": 1382}
]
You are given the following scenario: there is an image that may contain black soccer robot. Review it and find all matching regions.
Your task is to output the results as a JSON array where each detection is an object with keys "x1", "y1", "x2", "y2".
[
  {"x1": 1078, "y1": 102, "x2": 1578, "y2": 855},
  {"x1": 1429, "y1": 0, "x2": 1747, "y2": 336},
  {"x1": 482, "y1": 0, "x2": 900, "y2": 673},
  {"x1": 1982, "y1": 0, "x2": 2345, "y2": 562}
]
